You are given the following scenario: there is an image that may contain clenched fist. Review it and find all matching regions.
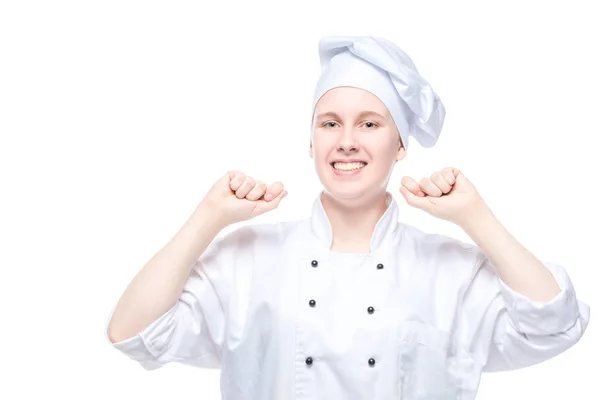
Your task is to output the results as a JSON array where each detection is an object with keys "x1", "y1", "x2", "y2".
[
  {"x1": 399, "y1": 167, "x2": 488, "y2": 227},
  {"x1": 202, "y1": 170, "x2": 288, "y2": 227}
]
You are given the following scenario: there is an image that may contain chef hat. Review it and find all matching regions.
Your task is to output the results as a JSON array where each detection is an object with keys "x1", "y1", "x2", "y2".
[{"x1": 311, "y1": 36, "x2": 445, "y2": 150}]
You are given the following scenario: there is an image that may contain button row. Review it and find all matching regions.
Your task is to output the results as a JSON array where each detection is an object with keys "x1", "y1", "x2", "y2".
[{"x1": 306, "y1": 259, "x2": 380, "y2": 370}]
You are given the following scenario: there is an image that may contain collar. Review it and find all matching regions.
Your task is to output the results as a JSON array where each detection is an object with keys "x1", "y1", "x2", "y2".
[{"x1": 309, "y1": 190, "x2": 400, "y2": 252}]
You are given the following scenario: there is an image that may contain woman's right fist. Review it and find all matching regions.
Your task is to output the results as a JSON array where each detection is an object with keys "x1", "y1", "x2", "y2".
[{"x1": 201, "y1": 171, "x2": 288, "y2": 227}]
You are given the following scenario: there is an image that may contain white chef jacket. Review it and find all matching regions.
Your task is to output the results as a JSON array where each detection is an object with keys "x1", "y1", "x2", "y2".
[{"x1": 107, "y1": 191, "x2": 590, "y2": 399}]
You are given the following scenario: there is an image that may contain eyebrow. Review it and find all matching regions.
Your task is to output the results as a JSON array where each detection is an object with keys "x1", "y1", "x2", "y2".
[{"x1": 315, "y1": 110, "x2": 388, "y2": 121}]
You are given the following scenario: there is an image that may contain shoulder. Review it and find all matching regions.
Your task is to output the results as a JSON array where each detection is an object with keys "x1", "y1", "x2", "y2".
[
  {"x1": 195, "y1": 218, "x2": 309, "y2": 273},
  {"x1": 398, "y1": 222, "x2": 483, "y2": 266},
  {"x1": 209, "y1": 217, "x2": 309, "y2": 254},
  {"x1": 396, "y1": 222, "x2": 490, "y2": 302}
]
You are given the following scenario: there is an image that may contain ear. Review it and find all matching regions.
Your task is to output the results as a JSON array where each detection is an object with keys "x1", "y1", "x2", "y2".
[
  {"x1": 309, "y1": 142, "x2": 313, "y2": 158},
  {"x1": 395, "y1": 146, "x2": 406, "y2": 162}
]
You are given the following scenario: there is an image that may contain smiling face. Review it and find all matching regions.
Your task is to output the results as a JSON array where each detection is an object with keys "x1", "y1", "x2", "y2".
[{"x1": 310, "y1": 86, "x2": 406, "y2": 202}]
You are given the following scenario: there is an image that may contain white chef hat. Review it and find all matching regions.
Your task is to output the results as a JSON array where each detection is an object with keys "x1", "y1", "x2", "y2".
[{"x1": 311, "y1": 36, "x2": 446, "y2": 150}]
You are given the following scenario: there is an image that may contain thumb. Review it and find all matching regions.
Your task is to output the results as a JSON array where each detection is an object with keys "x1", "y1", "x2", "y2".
[
  {"x1": 255, "y1": 189, "x2": 288, "y2": 215},
  {"x1": 399, "y1": 186, "x2": 432, "y2": 213},
  {"x1": 454, "y1": 169, "x2": 468, "y2": 186},
  {"x1": 212, "y1": 172, "x2": 234, "y2": 195}
]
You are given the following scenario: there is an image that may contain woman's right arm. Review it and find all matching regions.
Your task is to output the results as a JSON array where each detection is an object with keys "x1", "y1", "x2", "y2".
[
  {"x1": 106, "y1": 201, "x2": 227, "y2": 343},
  {"x1": 105, "y1": 171, "x2": 286, "y2": 369}
]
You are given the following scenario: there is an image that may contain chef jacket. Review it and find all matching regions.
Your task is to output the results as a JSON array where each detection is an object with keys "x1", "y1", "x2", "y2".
[{"x1": 106, "y1": 191, "x2": 590, "y2": 399}]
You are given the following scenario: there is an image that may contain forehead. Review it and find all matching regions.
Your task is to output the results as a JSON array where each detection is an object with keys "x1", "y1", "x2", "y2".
[{"x1": 314, "y1": 86, "x2": 389, "y2": 115}]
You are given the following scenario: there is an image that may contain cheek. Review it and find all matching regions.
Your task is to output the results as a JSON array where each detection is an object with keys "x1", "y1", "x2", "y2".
[
  {"x1": 370, "y1": 141, "x2": 397, "y2": 159},
  {"x1": 311, "y1": 136, "x2": 336, "y2": 157}
]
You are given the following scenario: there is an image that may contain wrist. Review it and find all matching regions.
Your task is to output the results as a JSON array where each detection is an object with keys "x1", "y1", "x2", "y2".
[
  {"x1": 191, "y1": 200, "x2": 230, "y2": 234},
  {"x1": 456, "y1": 202, "x2": 496, "y2": 234}
]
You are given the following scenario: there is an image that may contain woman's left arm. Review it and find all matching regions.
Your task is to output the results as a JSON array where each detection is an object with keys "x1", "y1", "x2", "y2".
[{"x1": 400, "y1": 167, "x2": 591, "y2": 371}]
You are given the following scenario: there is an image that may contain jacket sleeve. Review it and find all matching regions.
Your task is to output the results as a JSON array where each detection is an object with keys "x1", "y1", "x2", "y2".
[
  {"x1": 104, "y1": 233, "x2": 236, "y2": 370},
  {"x1": 458, "y1": 250, "x2": 590, "y2": 372}
]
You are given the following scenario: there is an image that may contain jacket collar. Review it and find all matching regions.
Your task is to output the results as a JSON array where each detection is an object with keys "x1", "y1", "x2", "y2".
[{"x1": 309, "y1": 190, "x2": 400, "y2": 253}]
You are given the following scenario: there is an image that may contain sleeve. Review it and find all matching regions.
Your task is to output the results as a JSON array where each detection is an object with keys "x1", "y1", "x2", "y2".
[
  {"x1": 104, "y1": 233, "x2": 235, "y2": 370},
  {"x1": 457, "y1": 251, "x2": 591, "y2": 373}
]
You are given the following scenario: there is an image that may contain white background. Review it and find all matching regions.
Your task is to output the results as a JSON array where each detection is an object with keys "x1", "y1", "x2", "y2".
[{"x1": 1, "y1": 1, "x2": 598, "y2": 399}]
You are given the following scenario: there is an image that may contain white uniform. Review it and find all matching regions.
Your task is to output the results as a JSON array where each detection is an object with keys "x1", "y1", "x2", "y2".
[{"x1": 106, "y1": 192, "x2": 590, "y2": 400}]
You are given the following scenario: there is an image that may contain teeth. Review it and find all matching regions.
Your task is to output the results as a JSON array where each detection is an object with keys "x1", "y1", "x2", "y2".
[{"x1": 332, "y1": 162, "x2": 366, "y2": 171}]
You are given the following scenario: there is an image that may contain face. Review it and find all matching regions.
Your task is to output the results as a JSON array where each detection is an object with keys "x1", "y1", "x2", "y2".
[{"x1": 310, "y1": 86, "x2": 406, "y2": 202}]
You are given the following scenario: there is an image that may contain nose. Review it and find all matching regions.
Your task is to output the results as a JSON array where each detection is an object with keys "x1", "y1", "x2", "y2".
[{"x1": 337, "y1": 128, "x2": 360, "y2": 153}]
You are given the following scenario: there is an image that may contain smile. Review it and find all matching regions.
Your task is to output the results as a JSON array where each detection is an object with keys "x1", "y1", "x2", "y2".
[{"x1": 330, "y1": 161, "x2": 367, "y2": 176}]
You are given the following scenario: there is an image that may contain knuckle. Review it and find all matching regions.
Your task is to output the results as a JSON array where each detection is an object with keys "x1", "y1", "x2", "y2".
[{"x1": 269, "y1": 182, "x2": 282, "y2": 192}]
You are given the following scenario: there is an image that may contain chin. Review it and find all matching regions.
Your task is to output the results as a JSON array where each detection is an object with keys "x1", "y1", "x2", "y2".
[{"x1": 322, "y1": 182, "x2": 374, "y2": 201}]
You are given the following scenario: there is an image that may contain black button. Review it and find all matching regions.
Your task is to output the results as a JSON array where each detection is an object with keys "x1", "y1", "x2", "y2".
[
  {"x1": 309, "y1": 299, "x2": 316, "y2": 307},
  {"x1": 311, "y1": 260, "x2": 318, "y2": 267},
  {"x1": 367, "y1": 306, "x2": 374, "y2": 314},
  {"x1": 377, "y1": 263, "x2": 384, "y2": 269},
  {"x1": 306, "y1": 357, "x2": 313, "y2": 365},
  {"x1": 368, "y1": 358, "x2": 376, "y2": 366}
]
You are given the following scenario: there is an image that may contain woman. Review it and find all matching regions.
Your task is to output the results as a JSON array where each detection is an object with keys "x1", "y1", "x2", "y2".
[{"x1": 106, "y1": 36, "x2": 590, "y2": 399}]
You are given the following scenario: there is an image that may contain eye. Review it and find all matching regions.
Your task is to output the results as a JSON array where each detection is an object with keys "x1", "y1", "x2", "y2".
[{"x1": 321, "y1": 121, "x2": 378, "y2": 129}]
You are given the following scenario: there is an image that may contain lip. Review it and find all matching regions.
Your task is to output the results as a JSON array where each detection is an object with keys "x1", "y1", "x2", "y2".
[
  {"x1": 330, "y1": 160, "x2": 368, "y2": 176},
  {"x1": 330, "y1": 159, "x2": 368, "y2": 164}
]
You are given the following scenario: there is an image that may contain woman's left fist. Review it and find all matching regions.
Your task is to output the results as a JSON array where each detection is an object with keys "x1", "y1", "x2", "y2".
[{"x1": 399, "y1": 167, "x2": 488, "y2": 226}]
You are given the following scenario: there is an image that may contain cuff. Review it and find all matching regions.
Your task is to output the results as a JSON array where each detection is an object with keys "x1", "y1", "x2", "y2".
[
  {"x1": 105, "y1": 304, "x2": 178, "y2": 369},
  {"x1": 497, "y1": 261, "x2": 580, "y2": 335}
]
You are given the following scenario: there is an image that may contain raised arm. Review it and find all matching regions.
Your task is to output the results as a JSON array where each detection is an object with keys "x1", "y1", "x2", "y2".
[
  {"x1": 400, "y1": 167, "x2": 590, "y2": 370},
  {"x1": 105, "y1": 171, "x2": 287, "y2": 368}
]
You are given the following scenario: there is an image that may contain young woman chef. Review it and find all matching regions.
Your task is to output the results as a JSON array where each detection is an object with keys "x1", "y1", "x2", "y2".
[{"x1": 106, "y1": 35, "x2": 590, "y2": 399}]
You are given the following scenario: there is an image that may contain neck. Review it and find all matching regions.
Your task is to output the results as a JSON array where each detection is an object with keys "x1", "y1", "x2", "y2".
[{"x1": 321, "y1": 191, "x2": 390, "y2": 253}]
